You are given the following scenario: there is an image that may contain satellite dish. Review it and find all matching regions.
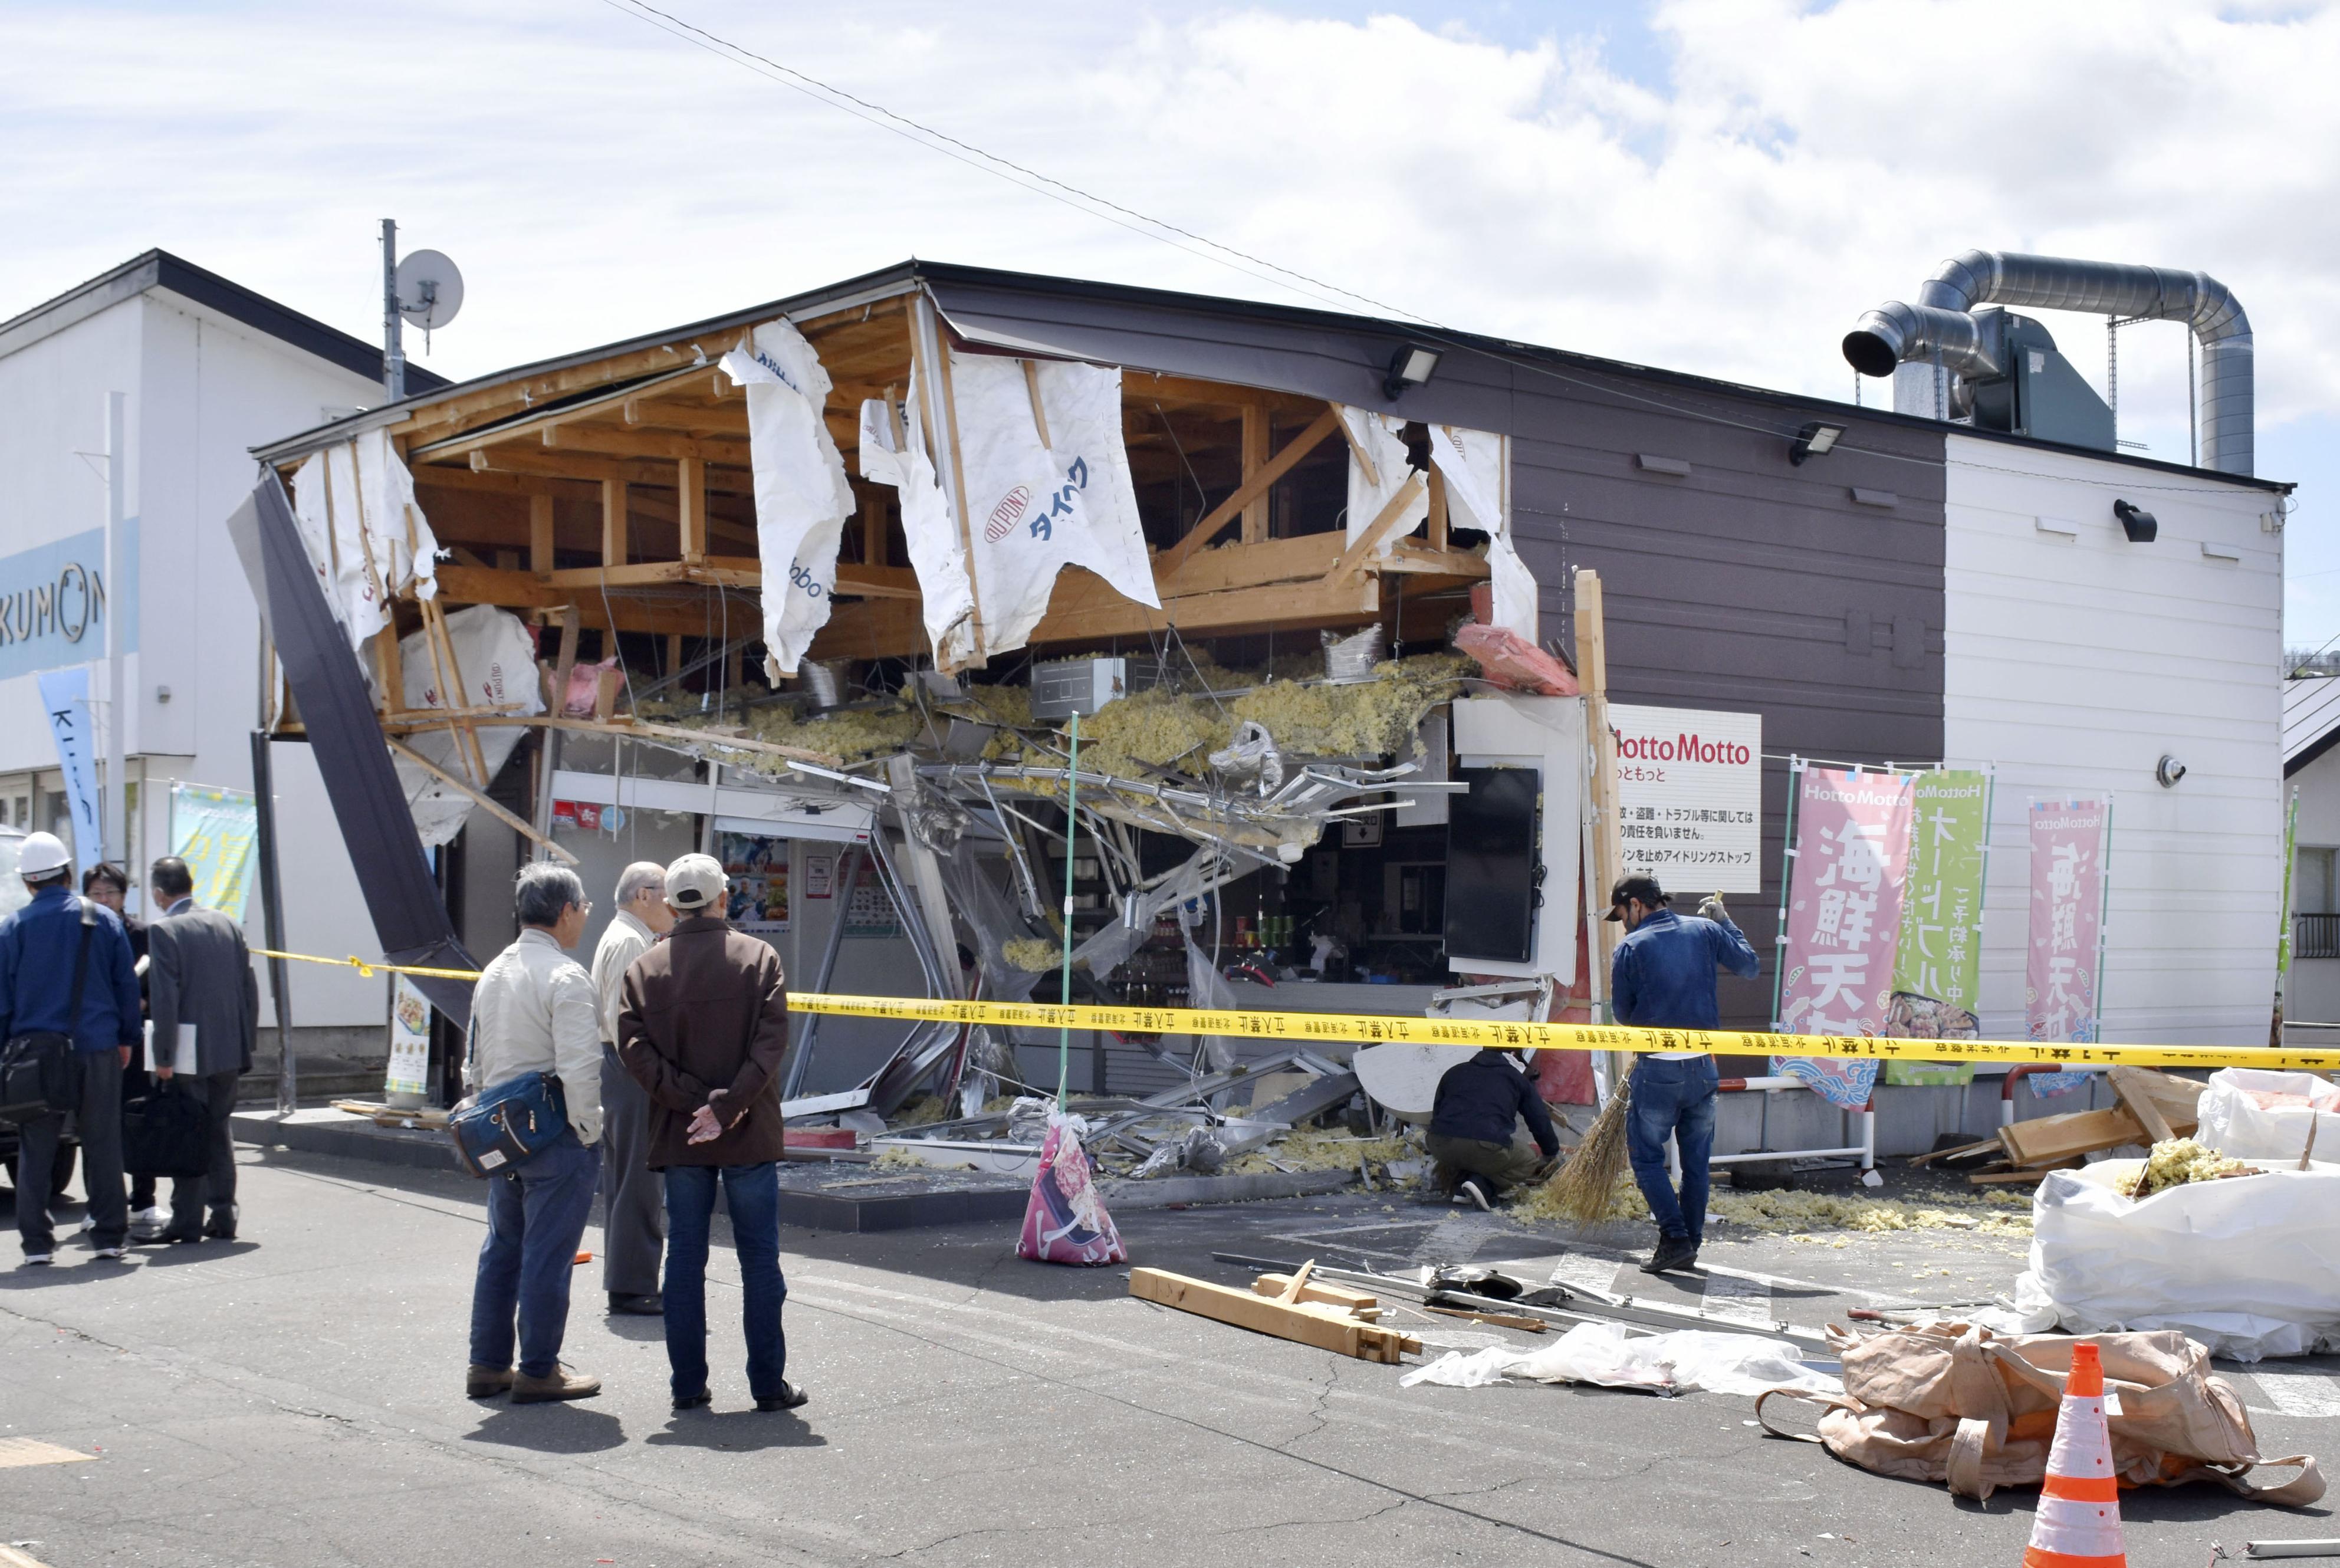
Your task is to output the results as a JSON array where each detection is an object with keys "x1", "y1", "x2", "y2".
[{"x1": 395, "y1": 249, "x2": 464, "y2": 332}]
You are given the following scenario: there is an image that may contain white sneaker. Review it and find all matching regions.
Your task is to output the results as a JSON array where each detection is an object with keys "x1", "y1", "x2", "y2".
[
  {"x1": 94, "y1": 1245, "x2": 128, "y2": 1261},
  {"x1": 22, "y1": 1254, "x2": 52, "y2": 1267},
  {"x1": 135, "y1": 1206, "x2": 168, "y2": 1227}
]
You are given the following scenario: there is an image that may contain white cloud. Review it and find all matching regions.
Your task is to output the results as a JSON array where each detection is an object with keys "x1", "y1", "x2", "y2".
[{"x1": 3, "y1": 2, "x2": 2332, "y2": 517}]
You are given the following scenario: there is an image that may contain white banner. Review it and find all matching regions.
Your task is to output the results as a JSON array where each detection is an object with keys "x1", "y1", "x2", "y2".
[
  {"x1": 387, "y1": 604, "x2": 544, "y2": 846},
  {"x1": 1339, "y1": 406, "x2": 1426, "y2": 555},
  {"x1": 719, "y1": 320, "x2": 855, "y2": 678},
  {"x1": 1609, "y1": 704, "x2": 1763, "y2": 894},
  {"x1": 291, "y1": 428, "x2": 442, "y2": 650},
  {"x1": 1427, "y1": 424, "x2": 1533, "y2": 637}
]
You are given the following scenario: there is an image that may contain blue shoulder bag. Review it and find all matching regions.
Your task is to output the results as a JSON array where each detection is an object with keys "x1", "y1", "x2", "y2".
[{"x1": 447, "y1": 1010, "x2": 571, "y2": 1176}]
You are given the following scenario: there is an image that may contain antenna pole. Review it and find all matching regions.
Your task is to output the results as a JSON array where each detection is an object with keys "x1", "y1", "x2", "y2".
[{"x1": 381, "y1": 218, "x2": 405, "y2": 400}]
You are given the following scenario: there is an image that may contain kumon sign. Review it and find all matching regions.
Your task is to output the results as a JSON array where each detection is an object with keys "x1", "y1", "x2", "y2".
[{"x1": 1608, "y1": 704, "x2": 1764, "y2": 894}]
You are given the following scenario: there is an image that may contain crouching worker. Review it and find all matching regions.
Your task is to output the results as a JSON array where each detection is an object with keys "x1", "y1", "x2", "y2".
[{"x1": 1426, "y1": 1047, "x2": 1560, "y2": 1210}]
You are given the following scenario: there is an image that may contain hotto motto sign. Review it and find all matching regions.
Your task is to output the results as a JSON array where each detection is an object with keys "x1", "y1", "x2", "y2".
[{"x1": 1608, "y1": 704, "x2": 1763, "y2": 895}]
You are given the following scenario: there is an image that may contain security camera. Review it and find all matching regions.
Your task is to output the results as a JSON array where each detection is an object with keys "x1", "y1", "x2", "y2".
[{"x1": 2156, "y1": 755, "x2": 2186, "y2": 788}]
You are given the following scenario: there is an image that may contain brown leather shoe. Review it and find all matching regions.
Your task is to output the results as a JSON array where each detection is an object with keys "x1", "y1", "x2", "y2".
[
  {"x1": 466, "y1": 1365, "x2": 514, "y2": 1398},
  {"x1": 511, "y1": 1367, "x2": 602, "y2": 1404}
]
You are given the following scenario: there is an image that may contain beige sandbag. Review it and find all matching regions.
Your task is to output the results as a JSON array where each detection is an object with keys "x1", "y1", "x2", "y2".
[{"x1": 1757, "y1": 1322, "x2": 2321, "y2": 1506}]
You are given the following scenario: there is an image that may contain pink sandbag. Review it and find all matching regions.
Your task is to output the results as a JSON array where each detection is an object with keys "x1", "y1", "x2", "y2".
[{"x1": 1017, "y1": 1114, "x2": 1126, "y2": 1266}]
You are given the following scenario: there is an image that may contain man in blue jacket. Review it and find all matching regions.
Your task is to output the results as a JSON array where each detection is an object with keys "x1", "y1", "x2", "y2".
[
  {"x1": 1427, "y1": 1048, "x2": 1561, "y2": 1210},
  {"x1": 1608, "y1": 874, "x2": 1761, "y2": 1274},
  {"x1": 1, "y1": 833, "x2": 143, "y2": 1265}
]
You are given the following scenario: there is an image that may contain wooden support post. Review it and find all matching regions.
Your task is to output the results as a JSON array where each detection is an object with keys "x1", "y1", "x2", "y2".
[
  {"x1": 372, "y1": 622, "x2": 405, "y2": 714},
  {"x1": 1241, "y1": 405, "x2": 1270, "y2": 544},
  {"x1": 550, "y1": 603, "x2": 581, "y2": 719},
  {"x1": 1426, "y1": 463, "x2": 1450, "y2": 551},
  {"x1": 666, "y1": 633, "x2": 684, "y2": 677},
  {"x1": 1021, "y1": 359, "x2": 1051, "y2": 448},
  {"x1": 1153, "y1": 406, "x2": 1341, "y2": 578},
  {"x1": 528, "y1": 494, "x2": 555, "y2": 572},
  {"x1": 1323, "y1": 472, "x2": 1428, "y2": 582},
  {"x1": 1577, "y1": 568, "x2": 1622, "y2": 1018},
  {"x1": 676, "y1": 456, "x2": 706, "y2": 564},
  {"x1": 428, "y1": 600, "x2": 492, "y2": 787},
  {"x1": 862, "y1": 491, "x2": 888, "y2": 568},
  {"x1": 932, "y1": 328, "x2": 986, "y2": 662},
  {"x1": 602, "y1": 479, "x2": 630, "y2": 567},
  {"x1": 387, "y1": 737, "x2": 578, "y2": 865}
]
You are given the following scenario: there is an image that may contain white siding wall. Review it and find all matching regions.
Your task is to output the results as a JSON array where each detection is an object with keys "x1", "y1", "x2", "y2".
[
  {"x1": 2285, "y1": 744, "x2": 2340, "y2": 1025},
  {"x1": 0, "y1": 285, "x2": 392, "y2": 1028},
  {"x1": 1943, "y1": 434, "x2": 2285, "y2": 1045}
]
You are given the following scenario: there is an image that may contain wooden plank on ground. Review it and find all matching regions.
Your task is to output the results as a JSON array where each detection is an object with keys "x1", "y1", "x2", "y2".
[
  {"x1": 2107, "y1": 1065, "x2": 2203, "y2": 1142},
  {"x1": 1998, "y1": 1106, "x2": 2149, "y2": 1168},
  {"x1": 1130, "y1": 1267, "x2": 1419, "y2": 1364},
  {"x1": 1251, "y1": 1273, "x2": 1381, "y2": 1316}
]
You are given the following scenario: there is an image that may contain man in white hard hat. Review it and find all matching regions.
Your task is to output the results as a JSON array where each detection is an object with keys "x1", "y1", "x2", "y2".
[{"x1": 0, "y1": 833, "x2": 143, "y2": 1265}]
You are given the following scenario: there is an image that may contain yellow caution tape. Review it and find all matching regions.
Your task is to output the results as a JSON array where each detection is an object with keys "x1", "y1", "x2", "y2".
[{"x1": 244, "y1": 947, "x2": 2337, "y2": 1072}]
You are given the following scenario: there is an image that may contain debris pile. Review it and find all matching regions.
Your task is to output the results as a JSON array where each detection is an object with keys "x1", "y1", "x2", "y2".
[{"x1": 2121, "y1": 1138, "x2": 2256, "y2": 1198}]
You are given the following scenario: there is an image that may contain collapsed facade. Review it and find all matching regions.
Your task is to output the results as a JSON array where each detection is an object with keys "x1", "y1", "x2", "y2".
[{"x1": 232, "y1": 258, "x2": 2290, "y2": 1158}]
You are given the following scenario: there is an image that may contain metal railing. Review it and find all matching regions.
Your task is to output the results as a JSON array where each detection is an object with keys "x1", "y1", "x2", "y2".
[{"x1": 2297, "y1": 913, "x2": 2340, "y2": 961}]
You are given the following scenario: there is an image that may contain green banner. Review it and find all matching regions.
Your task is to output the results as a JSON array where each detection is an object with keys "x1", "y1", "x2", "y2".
[
  {"x1": 1884, "y1": 770, "x2": 1991, "y2": 1084},
  {"x1": 169, "y1": 783, "x2": 258, "y2": 923}
]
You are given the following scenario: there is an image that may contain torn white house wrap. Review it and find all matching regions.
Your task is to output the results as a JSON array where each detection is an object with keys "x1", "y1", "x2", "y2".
[
  {"x1": 719, "y1": 320, "x2": 856, "y2": 679},
  {"x1": 1339, "y1": 406, "x2": 1427, "y2": 556},
  {"x1": 1428, "y1": 425, "x2": 1533, "y2": 638},
  {"x1": 382, "y1": 604, "x2": 545, "y2": 846},
  {"x1": 291, "y1": 428, "x2": 442, "y2": 650},
  {"x1": 859, "y1": 390, "x2": 976, "y2": 670},
  {"x1": 947, "y1": 350, "x2": 1157, "y2": 659}
]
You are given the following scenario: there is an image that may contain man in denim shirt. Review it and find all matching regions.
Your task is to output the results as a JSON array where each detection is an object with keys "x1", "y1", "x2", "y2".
[
  {"x1": 1606, "y1": 875, "x2": 1760, "y2": 1275},
  {"x1": 0, "y1": 833, "x2": 143, "y2": 1265}
]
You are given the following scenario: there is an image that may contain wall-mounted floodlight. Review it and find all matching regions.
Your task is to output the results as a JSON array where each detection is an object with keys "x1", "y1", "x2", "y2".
[
  {"x1": 1789, "y1": 420, "x2": 1844, "y2": 465},
  {"x1": 2114, "y1": 499, "x2": 2158, "y2": 543},
  {"x1": 1384, "y1": 343, "x2": 1441, "y2": 401},
  {"x1": 2156, "y1": 754, "x2": 2187, "y2": 788}
]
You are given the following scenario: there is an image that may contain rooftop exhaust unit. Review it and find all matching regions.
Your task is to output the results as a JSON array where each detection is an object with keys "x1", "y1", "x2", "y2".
[{"x1": 1842, "y1": 250, "x2": 2253, "y2": 475}]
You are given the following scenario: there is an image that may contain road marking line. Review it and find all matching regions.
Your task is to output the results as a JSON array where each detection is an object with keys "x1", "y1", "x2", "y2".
[
  {"x1": 1546, "y1": 1254, "x2": 1624, "y2": 1295},
  {"x1": 1700, "y1": 1271, "x2": 1774, "y2": 1325},
  {"x1": 0, "y1": 1436, "x2": 96, "y2": 1469},
  {"x1": 2251, "y1": 1366, "x2": 2340, "y2": 1419},
  {"x1": 1411, "y1": 1213, "x2": 1502, "y2": 1264}
]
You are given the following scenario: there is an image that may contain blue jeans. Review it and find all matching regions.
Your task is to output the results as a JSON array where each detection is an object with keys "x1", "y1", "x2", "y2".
[
  {"x1": 1626, "y1": 1056, "x2": 1720, "y2": 1244},
  {"x1": 469, "y1": 1130, "x2": 601, "y2": 1378},
  {"x1": 663, "y1": 1162, "x2": 788, "y2": 1402}
]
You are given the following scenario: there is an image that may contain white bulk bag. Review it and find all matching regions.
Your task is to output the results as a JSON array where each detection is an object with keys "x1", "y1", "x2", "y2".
[
  {"x1": 386, "y1": 604, "x2": 545, "y2": 846},
  {"x1": 2196, "y1": 1067, "x2": 2340, "y2": 1163},
  {"x1": 291, "y1": 428, "x2": 443, "y2": 650},
  {"x1": 719, "y1": 320, "x2": 856, "y2": 678},
  {"x1": 2007, "y1": 1162, "x2": 2340, "y2": 1361}
]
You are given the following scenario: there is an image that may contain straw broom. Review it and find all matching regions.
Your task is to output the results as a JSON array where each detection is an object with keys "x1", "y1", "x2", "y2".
[{"x1": 1542, "y1": 1061, "x2": 1631, "y2": 1224}]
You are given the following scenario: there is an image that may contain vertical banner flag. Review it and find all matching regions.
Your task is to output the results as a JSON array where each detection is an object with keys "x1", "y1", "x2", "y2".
[
  {"x1": 386, "y1": 973, "x2": 433, "y2": 1101},
  {"x1": 1883, "y1": 770, "x2": 1991, "y2": 1085},
  {"x1": 2025, "y1": 797, "x2": 2110, "y2": 1094},
  {"x1": 1773, "y1": 765, "x2": 1917, "y2": 1108},
  {"x1": 35, "y1": 665, "x2": 103, "y2": 865},
  {"x1": 169, "y1": 784, "x2": 259, "y2": 922}
]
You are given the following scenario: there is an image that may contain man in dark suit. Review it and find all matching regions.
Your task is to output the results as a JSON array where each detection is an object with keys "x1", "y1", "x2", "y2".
[
  {"x1": 143, "y1": 856, "x2": 259, "y2": 1244},
  {"x1": 83, "y1": 863, "x2": 158, "y2": 1232}
]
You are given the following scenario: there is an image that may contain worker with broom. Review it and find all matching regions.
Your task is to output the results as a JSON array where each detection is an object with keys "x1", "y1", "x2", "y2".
[{"x1": 1605, "y1": 875, "x2": 1760, "y2": 1274}]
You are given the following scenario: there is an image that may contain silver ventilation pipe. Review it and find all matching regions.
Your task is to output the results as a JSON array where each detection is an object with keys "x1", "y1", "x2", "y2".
[{"x1": 1843, "y1": 249, "x2": 2253, "y2": 475}]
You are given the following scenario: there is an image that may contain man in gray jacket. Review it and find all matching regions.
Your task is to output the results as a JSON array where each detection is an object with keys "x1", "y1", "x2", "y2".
[
  {"x1": 590, "y1": 861, "x2": 672, "y2": 1316},
  {"x1": 142, "y1": 856, "x2": 260, "y2": 1244}
]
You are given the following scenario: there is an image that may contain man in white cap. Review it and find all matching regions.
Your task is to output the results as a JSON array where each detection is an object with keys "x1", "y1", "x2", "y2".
[
  {"x1": 617, "y1": 852, "x2": 803, "y2": 1414},
  {"x1": 0, "y1": 833, "x2": 143, "y2": 1265},
  {"x1": 590, "y1": 861, "x2": 673, "y2": 1316}
]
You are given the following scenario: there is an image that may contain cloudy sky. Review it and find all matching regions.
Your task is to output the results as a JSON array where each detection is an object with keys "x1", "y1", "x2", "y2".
[{"x1": 7, "y1": 0, "x2": 2335, "y2": 642}]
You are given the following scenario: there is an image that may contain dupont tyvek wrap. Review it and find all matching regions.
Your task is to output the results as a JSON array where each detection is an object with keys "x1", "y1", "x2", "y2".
[
  {"x1": 385, "y1": 604, "x2": 545, "y2": 846},
  {"x1": 1429, "y1": 424, "x2": 1531, "y2": 637},
  {"x1": 859, "y1": 391, "x2": 974, "y2": 669},
  {"x1": 291, "y1": 428, "x2": 442, "y2": 650},
  {"x1": 949, "y1": 351, "x2": 1156, "y2": 658},
  {"x1": 1339, "y1": 406, "x2": 1425, "y2": 555},
  {"x1": 719, "y1": 320, "x2": 856, "y2": 678}
]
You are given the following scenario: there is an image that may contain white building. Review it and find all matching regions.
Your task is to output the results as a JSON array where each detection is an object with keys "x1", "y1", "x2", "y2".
[{"x1": 0, "y1": 251, "x2": 448, "y2": 1060}]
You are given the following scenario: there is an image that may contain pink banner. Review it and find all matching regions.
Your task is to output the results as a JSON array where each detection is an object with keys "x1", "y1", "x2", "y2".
[
  {"x1": 1777, "y1": 767, "x2": 1917, "y2": 1038},
  {"x1": 2026, "y1": 797, "x2": 2109, "y2": 1046}
]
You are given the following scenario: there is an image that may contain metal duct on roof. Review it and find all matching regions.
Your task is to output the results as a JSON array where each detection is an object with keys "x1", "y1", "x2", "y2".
[{"x1": 1843, "y1": 249, "x2": 2254, "y2": 475}]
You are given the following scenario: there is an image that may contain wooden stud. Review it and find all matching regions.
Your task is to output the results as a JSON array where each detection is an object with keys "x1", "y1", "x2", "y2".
[
  {"x1": 372, "y1": 623, "x2": 405, "y2": 714},
  {"x1": 426, "y1": 599, "x2": 492, "y2": 786},
  {"x1": 1240, "y1": 404, "x2": 1270, "y2": 545},
  {"x1": 602, "y1": 479, "x2": 629, "y2": 567},
  {"x1": 1579, "y1": 568, "x2": 1622, "y2": 1014},
  {"x1": 1322, "y1": 472, "x2": 1428, "y2": 583},
  {"x1": 862, "y1": 489, "x2": 889, "y2": 568},
  {"x1": 387, "y1": 737, "x2": 578, "y2": 864},
  {"x1": 666, "y1": 633, "x2": 684, "y2": 676},
  {"x1": 676, "y1": 455, "x2": 707, "y2": 564},
  {"x1": 1021, "y1": 359, "x2": 1051, "y2": 448},
  {"x1": 550, "y1": 603, "x2": 581, "y2": 719},
  {"x1": 528, "y1": 494, "x2": 555, "y2": 573},
  {"x1": 1426, "y1": 463, "x2": 1450, "y2": 551},
  {"x1": 1153, "y1": 407, "x2": 1342, "y2": 578},
  {"x1": 1334, "y1": 408, "x2": 1382, "y2": 489},
  {"x1": 926, "y1": 309, "x2": 987, "y2": 663}
]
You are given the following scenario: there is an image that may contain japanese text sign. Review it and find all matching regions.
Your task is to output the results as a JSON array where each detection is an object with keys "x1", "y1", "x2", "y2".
[
  {"x1": 1778, "y1": 765, "x2": 1915, "y2": 1039},
  {"x1": 1609, "y1": 704, "x2": 1762, "y2": 894},
  {"x1": 1888, "y1": 771, "x2": 1990, "y2": 1036},
  {"x1": 2026, "y1": 798, "x2": 2109, "y2": 1045}
]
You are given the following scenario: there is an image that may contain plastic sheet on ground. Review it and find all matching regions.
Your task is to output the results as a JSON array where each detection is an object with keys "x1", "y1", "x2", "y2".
[
  {"x1": 1399, "y1": 1321, "x2": 1839, "y2": 1398},
  {"x1": 1998, "y1": 1161, "x2": 2340, "y2": 1360},
  {"x1": 2196, "y1": 1067, "x2": 2340, "y2": 1163}
]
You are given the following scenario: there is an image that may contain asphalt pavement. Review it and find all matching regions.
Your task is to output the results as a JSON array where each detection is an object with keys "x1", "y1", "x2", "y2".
[{"x1": 1, "y1": 1146, "x2": 2332, "y2": 1567}]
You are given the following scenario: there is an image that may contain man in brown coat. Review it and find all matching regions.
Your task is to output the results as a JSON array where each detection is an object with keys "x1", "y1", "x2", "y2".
[{"x1": 616, "y1": 852, "x2": 806, "y2": 1413}]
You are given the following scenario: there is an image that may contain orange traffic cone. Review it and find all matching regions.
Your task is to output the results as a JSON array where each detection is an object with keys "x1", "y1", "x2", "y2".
[{"x1": 2022, "y1": 1342, "x2": 2127, "y2": 1568}]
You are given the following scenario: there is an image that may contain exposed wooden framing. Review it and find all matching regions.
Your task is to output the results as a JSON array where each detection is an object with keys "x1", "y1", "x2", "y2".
[
  {"x1": 862, "y1": 489, "x2": 888, "y2": 568},
  {"x1": 403, "y1": 359, "x2": 721, "y2": 454},
  {"x1": 1021, "y1": 359, "x2": 1051, "y2": 448},
  {"x1": 542, "y1": 425, "x2": 751, "y2": 467},
  {"x1": 1335, "y1": 409, "x2": 1381, "y2": 489},
  {"x1": 432, "y1": 565, "x2": 715, "y2": 636},
  {"x1": 527, "y1": 494, "x2": 555, "y2": 572},
  {"x1": 1240, "y1": 405, "x2": 1270, "y2": 544},
  {"x1": 1382, "y1": 543, "x2": 1490, "y2": 578},
  {"x1": 927, "y1": 309, "x2": 987, "y2": 662},
  {"x1": 1426, "y1": 463, "x2": 1449, "y2": 551},
  {"x1": 372, "y1": 622, "x2": 405, "y2": 714},
  {"x1": 418, "y1": 597, "x2": 490, "y2": 785},
  {"x1": 1323, "y1": 472, "x2": 1428, "y2": 582},
  {"x1": 676, "y1": 455, "x2": 708, "y2": 564},
  {"x1": 550, "y1": 603, "x2": 581, "y2": 718},
  {"x1": 666, "y1": 633, "x2": 684, "y2": 674},
  {"x1": 388, "y1": 736, "x2": 577, "y2": 864},
  {"x1": 1578, "y1": 568, "x2": 1622, "y2": 1015},
  {"x1": 1152, "y1": 407, "x2": 1341, "y2": 578},
  {"x1": 601, "y1": 479, "x2": 629, "y2": 567},
  {"x1": 453, "y1": 446, "x2": 754, "y2": 492}
]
